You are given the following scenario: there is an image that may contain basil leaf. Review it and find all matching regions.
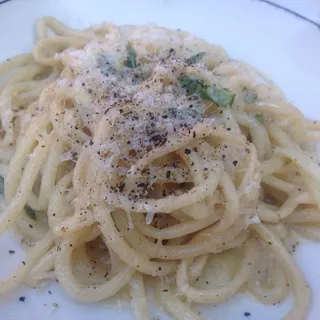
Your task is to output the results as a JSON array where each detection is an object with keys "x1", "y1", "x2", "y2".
[
  {"x1": 243, "y1": 87, "x2": 258, "y2": 104},
  {"x1": 186, "y1": 51, "x2": 205, "y2": 65},
  {"x1": 24, "y1": 205, "x2": 37, "y2": 221},
  {"x1": 125, "y1": 44, "x2": 137, "y2": 68},
  {"x1": 255, "y1": 114, "x2": 264, "y2": 124},
  {"x1": 179, "y1": 76, "x2": 203, "y2": 95},
  {"x1": 0, "y1": 176, "x2": 3, "y2": 195},
  {"x1": 198, "y1": 86, "x2": 235, "y2": 107},
  {"x1": 180, "y1": 76, "x2": 235, "y2": 107}
]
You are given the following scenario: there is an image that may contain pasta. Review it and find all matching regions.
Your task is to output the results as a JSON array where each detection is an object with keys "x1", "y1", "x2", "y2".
[{"x1": 0, "y1": 16, "x2": 319, "y2": 320}]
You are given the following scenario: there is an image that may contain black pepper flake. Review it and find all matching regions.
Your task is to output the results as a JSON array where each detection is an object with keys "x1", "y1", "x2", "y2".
[
  {"x1": 87, "y1": 88, "x2": 92, "y2": 94},
  {"x1": 184, "y1": 148, "x2": 191, "y2": 155},
  {"x1": 193, "y1": 131, "x2": 196, "y2": 138},
  {"x1": 166, "y1": 171, "x2": 171, "y2": 179},
  {"x1": 232, "y1": 160, "x2": 238, "y2": 167},
  {"x1": 48, "y1": 290, "x2": 52, "y2": 295},
  {"x1": 22, "y1": 261, "x2": 26, "y2": 265},
  {"x1": 193, "y1": 147, "x2": 198, "y2": 152},
  {"x1": 137, "y1": 183, "x2": 149, "y2": 190},
  {"x1": 9, "y1": 250, "x2": 15, "y2": 254},
  {"x1": 19, "y1": 296, "x2": 26, "y2": 302},
  {"x1": 118, "y1": 182, "x2": 125, "y2": 193},
  {"x1": 244, "y1": 312, "x2": 251, "y2": 317},
  {"x1": 29, "y1": 224, "x2": 33, "y2": 229},
  {"x1": 150, "y1": 134, "x2": 167, "y2": 146}
]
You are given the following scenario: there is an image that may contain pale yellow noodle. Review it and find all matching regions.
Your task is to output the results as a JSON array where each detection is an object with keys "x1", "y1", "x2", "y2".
[
  {"x1": 55, "y1": 231, "x2": 135, "y2": 302},
  {"x1": 0, "y1": 16, "x2": 319, "y2": 320},
  {"x1": 0, "y1": 141, "x2": 51, "y2": 235},
  {"x1": 132, "y1": 213, "x2": 219, "y2": 240},
  {"x1": 130, "y1": 273, "x2": 150, "y2": 320},
  {"x1": 176, "y1": 239, "x2": 258, "y2": 304},
  {"x1": 251, "y1": 224, "x2": 310, "y2": 320},
  {"x1": 94, "y1": 206, "x2": 177, "y2": 276},
  {"x1": 156, "y1": 281, "x2": 203, "y2": 320}
]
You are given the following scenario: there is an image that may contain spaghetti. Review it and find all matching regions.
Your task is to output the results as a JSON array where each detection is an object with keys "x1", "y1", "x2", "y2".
[{"x1": 0, "y1": 16, "x2": 319, "y2": 320}]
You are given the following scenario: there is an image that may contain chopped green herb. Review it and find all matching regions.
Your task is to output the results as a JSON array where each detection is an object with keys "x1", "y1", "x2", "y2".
[
  {"x1": 0, "y1": 175, "x2": 4, "y2": 194},
  {"x1": 179, "y1": 76, "x2": 203, "y2": 95},
  {"x1": 198, "y1": 85, "x2": 235, "y2": 107},
  {"x1": 24, "y1": 205, "x2": 37, "y2": 221},
  {"x1": 255, "y1": 114, "x2": 264, "y2": 124},
  {"x1": 125, "y1": 44, "x2": 137, "y2": 68},
  {"x1": 180, "y1": 76, "x2": 235, "y2": 107},
  {"x1": 186, "y1": 51, "x2": 205, "y2": 65},
  {"x1": 243, "y1": 87, "x2": 258, "y2": 104}
]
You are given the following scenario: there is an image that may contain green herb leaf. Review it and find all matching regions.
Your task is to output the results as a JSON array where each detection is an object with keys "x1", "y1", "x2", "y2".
[
  {"x1": 243, "y1": 87, "x2": 258, "y2": 104},
  {"x1": 198, "y1": 86, "x2": 235, "y2": 107},
  {"x1": 180, "y1": 76, "x2": 235, "y2": 107},
  {"x1": 186, "y1": 51, "x2": 205, "y2": 65},
  {"x1": 125, "y1": 44, "x2": 137, "y2": 68},
  {"x1": 0, "y1": 176, "x2": 4, "y2": 195},
  {"x1": 179, "y1": 76, "x2": 203, "y2": 95},
  {"x1": 24, "y1": 205, "x2": 37, "y2": 221},
  {"x1": 255, "y1": 114, "x2": 264, "y2": 124}
]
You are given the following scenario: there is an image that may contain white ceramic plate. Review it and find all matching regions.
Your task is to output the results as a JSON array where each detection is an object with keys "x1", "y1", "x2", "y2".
[{"x1": 0, "y1": 0, "x2": 320, "y2": 319}]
